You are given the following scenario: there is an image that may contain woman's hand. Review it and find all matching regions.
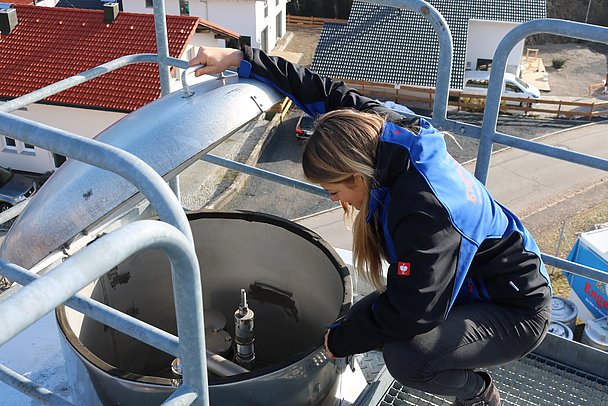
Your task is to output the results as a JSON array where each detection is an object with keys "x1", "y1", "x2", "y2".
[
  {"x1": 324, "y1": 330, "x2": 337, "y2": 360},
  {"x1": 188, "y1": 47, "x2": 244, "y2": 77}
]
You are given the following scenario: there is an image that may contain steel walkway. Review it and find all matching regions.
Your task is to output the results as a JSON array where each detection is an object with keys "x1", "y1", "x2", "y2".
[
  {"x1": 365, "y1": 354, "x2": 608, "y2": 406},
  {"x1": 354, "y1": 346, "x2": 608, "y2": 405}
]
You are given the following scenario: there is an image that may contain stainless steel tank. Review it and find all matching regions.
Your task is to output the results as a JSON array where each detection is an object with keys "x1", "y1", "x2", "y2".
[
  {"x1": 548, "y1": 320, "x2": 573, "y2": 340},
  {"x1": 551, "y1": 296, "x2": 578, "y2": 332},
  {"x1": 581, "y1": 316, "x2": 608, "y2": 352},
  {"x1": 56, "y1": 211, "x2": 352, "y2": 405},
  {"x1": 0, "y1": 77, "x2": 352, "y2": 404},
  {"x1": 0, "y1": 76, "x2": 284, "y2": 270}
]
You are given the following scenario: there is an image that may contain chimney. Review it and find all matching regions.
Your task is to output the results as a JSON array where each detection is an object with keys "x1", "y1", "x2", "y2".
[
  {"x1": 0, "y1": 6, "x2": 18, "y2": 35},
  {"x1": 103, "y1": 2, "x2": 119, "y2": 23}
]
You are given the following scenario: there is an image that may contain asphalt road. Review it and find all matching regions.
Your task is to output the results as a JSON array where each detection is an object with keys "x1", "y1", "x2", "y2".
[
  {"x1": 224, "y1": 111, "x2": 339, "y2": 219},
  {"x1": 224, "y1": 108, "x2": 589, "y2": 220}
]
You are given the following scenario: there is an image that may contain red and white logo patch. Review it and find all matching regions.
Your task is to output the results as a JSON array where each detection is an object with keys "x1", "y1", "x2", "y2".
[{"x1": 397, "y1": 262, "x2": 411, "y2": 276}]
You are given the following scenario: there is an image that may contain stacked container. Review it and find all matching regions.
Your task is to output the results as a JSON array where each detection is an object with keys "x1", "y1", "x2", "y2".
[
  {"x1": 581, "y1": 316, "x2": 608, "y2": 352},
  {"x1": 548, "y1": 320, "x2": 574, "y2": 340},
  {"x1": 551, "y1": 296, "x2": 578, "y2": 332}
]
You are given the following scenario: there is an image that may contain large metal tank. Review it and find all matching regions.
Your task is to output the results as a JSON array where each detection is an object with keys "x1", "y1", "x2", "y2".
[
  {"x1": 0, "y1": 76, "x2": 352, "y2": 404},
  {"x1": 56, "y1": 210, "x2": 352, "y2": 405},
  {"x1": 0, "y1": 75, "x2": 284, "y2": 271}
]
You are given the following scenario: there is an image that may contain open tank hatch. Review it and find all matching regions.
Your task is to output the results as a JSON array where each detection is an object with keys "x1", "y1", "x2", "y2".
[{"x1": 56, "y1": 210, "x2": 353, "y2": 405}]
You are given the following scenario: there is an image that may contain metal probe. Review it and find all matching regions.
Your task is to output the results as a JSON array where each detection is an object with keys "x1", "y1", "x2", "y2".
[{"x1": 234, "y1": 288, "x2": 255, "y2": 368}]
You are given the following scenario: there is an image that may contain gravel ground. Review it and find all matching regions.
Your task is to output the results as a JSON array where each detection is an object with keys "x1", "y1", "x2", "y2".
[
  {"x1": 443, "y1": 112, "x2": 588, "y2": 163},
  {"x1": 281, "y1": 27, "x2": 321, "y2": 67},
  {"x1": 532, "y1": 42, "x2": 608, "y2": 99}
]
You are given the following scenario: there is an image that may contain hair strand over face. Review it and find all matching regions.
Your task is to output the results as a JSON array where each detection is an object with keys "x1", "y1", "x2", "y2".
[{"x1": 302, "y1": 109, "x2": 387, "y2": 289}]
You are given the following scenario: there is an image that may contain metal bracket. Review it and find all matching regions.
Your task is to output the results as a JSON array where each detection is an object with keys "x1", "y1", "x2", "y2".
[
  {"x1": 250, "y1": 95, "x2": 266, "y2": 114},
  {"x1": 181, "y1": 65, "x2": 238, "y2": 98}
]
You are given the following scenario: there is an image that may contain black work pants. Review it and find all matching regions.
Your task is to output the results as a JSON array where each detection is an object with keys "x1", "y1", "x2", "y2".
[{"x1": 360, "y1": 292, "x2": 551, "y2": 399}]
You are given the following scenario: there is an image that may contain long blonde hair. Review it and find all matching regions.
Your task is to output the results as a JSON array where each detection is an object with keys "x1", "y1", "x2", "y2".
[{"x1": 302, "y1": 109, "x2": 386, "y2": 289}]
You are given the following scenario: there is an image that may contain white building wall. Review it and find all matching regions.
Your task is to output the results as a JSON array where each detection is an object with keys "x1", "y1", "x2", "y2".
[
  {"x1": 188, "y1": 33, "x2": 226, "y2": 49},
  {"x1": 188, "y1": 0, "x2": 208, "y2": 19},
  {"x1": 36, "y1": 0, "x2": 60, "y2": 7},
  {"x1": 205, "y1": 0, "x2": 258, "y2": 47},
  {"x1": 168, "y1": 33, "x2": 227, "y2": 90},
  {"x1": 251, "y1": 0, "x2": 287, "y2": 52},
  {"x1": 122, "y1": 0, "x2": 181, "y2": 16},
  {"x1": 1, "y1": 104, "x2": 126, "y2": 174},
  {"x1": 465, "y1": 20, "x2": 525, "y2": 78},
  {"x1": 121, "y1": 0, "x2": 288, "y2": 52}
]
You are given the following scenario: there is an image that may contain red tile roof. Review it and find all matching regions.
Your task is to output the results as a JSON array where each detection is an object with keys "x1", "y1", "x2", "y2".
[{"x1": 0, "y1": 5, "x2": 219, "y2": 111}]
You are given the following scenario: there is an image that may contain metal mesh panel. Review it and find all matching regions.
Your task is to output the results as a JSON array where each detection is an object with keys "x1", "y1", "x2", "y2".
[{"x1": 375, "y1": 354, "x2": 608, "y2": 406}]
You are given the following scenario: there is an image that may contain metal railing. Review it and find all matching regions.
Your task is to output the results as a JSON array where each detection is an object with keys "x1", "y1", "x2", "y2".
[
  {"x1": 0, "y1": 1, "x2": 607, "y2": 406},
  {"x1": 0, "y1": 0, "x2": 209, "y2": 404}
]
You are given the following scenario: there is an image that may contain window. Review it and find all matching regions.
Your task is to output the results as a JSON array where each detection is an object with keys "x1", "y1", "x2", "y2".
[
  {"x1": 264, "y1": 0, "x2": 268, "y2": 18},
  {"x1": 465, "y1": 79, "x2": 488, "y2": 89},
  {"x1": 276, "y1": 0, "x2": 279, "y2": 5},
  {"x1": 514, "y1": 76, "x2": 530, "y2": 89},
  {"x1": 2, "y1": 136, "x2": 36, "y2": 156},
  {"x1": 145, "y1": 0, "x2": 153, "y2": 8},
  {"x1": 199, "y1": 1, "x2": 208, "y2": 19},
  {"x1": 261, "y1": 27, "x2": 268, "y2": 52},
  {"x1": 179, "y1": 0, "x2": 189, "y2": 16},
  {"x1": 505, "y1": 83, "x2": 523, "y2": 93},
  {"x1": 476, "y1": 58, "x2": 492, "y2": 71},
  {"x1": 53, "y1": 153, "x2": 66, "y2": 168},
  {"x1": 187, "y1": 46, "x2": 197, "y2": 61},
  {"x1": 0, "y1": 166, "x2": 11, "y2": 185},
  {"x1": 240, "y1": 36, "x2": 251, "y2": 48},
  {"x1": 4, "y1": 137, "x2": 16, "y2": 150},
  {"x1": 226, "y1": 38, "x2": 240, "y2": 49},
  {"x1": 276, "y1": 11, "x2": 283, "y2": 38},
  {"x1": 23, "y1": 143, "x2": 36, "y2": 154}
]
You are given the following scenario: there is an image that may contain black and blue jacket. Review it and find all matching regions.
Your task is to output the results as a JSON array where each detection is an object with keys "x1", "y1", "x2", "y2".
[{"x1": 238, "y1": 46, "x2": 552, "y2": 357}]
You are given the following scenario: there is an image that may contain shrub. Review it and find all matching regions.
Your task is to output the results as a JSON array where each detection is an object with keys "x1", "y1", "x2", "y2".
[
  {"x1": 461, "y1": 97, "x2": 507, "y2": 113},
  {"x1": 552, "y1": 58, "x2": 566, "y2": 69}
]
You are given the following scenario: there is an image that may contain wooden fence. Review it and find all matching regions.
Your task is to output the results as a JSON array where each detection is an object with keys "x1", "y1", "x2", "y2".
[
  {"x1": 286, "y1": 15, "x2": 348, "y2": 28},
  {"x1": 341, "y1": 79, "x2": 608, "y2": 120}
]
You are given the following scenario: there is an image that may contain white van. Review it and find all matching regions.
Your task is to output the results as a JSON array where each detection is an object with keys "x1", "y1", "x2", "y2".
[{"x1": 463, "y1": 71, "x2": 541, "y2": 102}]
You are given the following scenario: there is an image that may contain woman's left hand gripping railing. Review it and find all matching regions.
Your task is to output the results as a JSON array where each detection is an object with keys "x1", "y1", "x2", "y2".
[{"x1": 0, "y1": 113, "x2": 210, "y2": 406}]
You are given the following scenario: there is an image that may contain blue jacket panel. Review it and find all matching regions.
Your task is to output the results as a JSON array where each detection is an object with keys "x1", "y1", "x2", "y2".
[{"x1": 375, "y1": 120, "x2": 551, "y2": 312}]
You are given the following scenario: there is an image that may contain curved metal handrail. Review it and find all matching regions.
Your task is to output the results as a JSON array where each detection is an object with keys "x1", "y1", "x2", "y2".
[{"x1": 0, "y1": 220, "x2": 208, "y2": 405}]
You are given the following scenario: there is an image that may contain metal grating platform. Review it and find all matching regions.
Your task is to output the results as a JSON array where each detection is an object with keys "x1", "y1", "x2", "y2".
[{"x1": 356, "y1": 353, "x2": 608, "y2": 406}]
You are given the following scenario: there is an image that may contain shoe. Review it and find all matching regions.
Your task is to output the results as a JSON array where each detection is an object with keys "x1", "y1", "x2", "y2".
[
  {"x1": 0, "y1": 276, "x2": 11, "y2": 292},
  {"x1": 452, "y1": 371, "x2": 501, "y2": 406}
]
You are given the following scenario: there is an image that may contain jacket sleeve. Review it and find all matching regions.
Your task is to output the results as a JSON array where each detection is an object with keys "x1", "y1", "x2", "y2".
[
  {"x1": 238, "y1": 46, "x2": 403, "y2": 119},
  {"x1": 327, "y1": 180, "x2": 461, "y2": 357}
]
